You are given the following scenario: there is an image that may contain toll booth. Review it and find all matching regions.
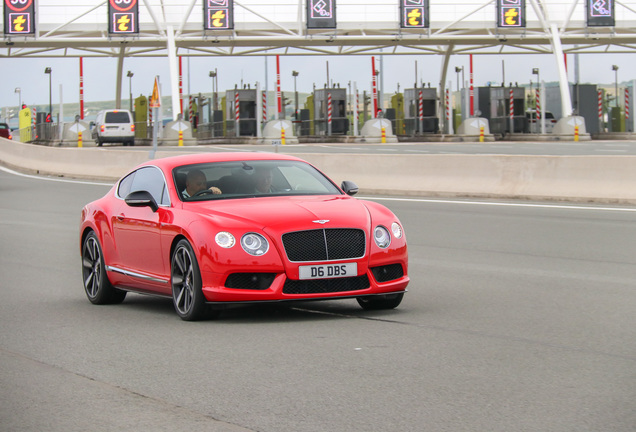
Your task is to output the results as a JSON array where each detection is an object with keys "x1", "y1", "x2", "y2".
[
  {"x1": 545, "y1": 84, "x2": 600, "y2": 134},
  {"x1": 390, "y1": 93, "x2": 405, "y2": 135},
  {"x1": 403, "y1": 87, "x2": 439, "y2": 134},
  {"x1": 478, "y1": 86, "x2": 526, "y2": 135},
  {"x1": 314, "y1": 87, "x2": 349, "y2": 135},
  {"x1": 134, "y1": 95, "x2": 148, "y2": 138},
  {"x1": 225, "y1": 88, "x2": 257, "y2": 136}
]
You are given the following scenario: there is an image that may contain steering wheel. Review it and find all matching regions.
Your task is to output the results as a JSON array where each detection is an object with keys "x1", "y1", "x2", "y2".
[{"x1": 193, "y1": 189, "x2": 215, "y2": 197}]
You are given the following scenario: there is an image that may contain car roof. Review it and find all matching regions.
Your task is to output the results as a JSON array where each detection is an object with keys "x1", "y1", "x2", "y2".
[{"x1": 140, "y1": 152, "x2": 307, "y2": 171}]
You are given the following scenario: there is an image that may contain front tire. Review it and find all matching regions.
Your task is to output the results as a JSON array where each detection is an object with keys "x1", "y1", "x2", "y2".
[
  {"x1": 82, "y1": 232, "x2": 126, "y2": 304},
  {"x1": 171, "y1": 240, "x2": 212, "y2": 321},
  {"x1": 356, "y1": 293, "x2": 404, "y2": 310}
]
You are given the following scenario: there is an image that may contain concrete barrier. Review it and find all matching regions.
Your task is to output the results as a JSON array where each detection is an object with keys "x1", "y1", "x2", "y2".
[{"x1": 1, "y1": 138, "x2": 635, "y2": 204}]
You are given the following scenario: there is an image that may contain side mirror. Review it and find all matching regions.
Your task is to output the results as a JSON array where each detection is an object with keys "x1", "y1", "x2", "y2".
[
  {"x1": 125, "y1": 190, "x2": 159, "y2": 212},
  {"x1": 341, "y1": 180, "x2": 359, "y2": 196}
]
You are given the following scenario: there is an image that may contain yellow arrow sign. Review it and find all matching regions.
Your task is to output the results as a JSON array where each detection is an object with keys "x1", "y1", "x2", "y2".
[{"x1": 149, "y1": 77, "x2": 161, "y2": 108}]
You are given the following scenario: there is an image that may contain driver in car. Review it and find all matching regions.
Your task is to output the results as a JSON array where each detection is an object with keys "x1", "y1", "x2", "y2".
[{"x1": 182, "y1": 169, "x2": 221, "y2": 198}]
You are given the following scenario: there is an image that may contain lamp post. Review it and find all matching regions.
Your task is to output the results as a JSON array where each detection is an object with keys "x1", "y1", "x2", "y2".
[
  {"x1": 14, "y1": 87, "x2": 21, "y2": 109},
  {"x1": 455, "y1": 66, "x2": 463, "y2": 92},
  {"x1": 612, "y1": 65, "x2": 619, "y2": 107},
  {"x1": 532, "y1": 68, "x2": 540, "y2": 90},
  {"x1": 209, "y1": 69, "x2": 218, "y2": 111},
  {"x1": 126, "y1": 70, "x2": 134, "y2": 112},
  {"x1": 44, "y1": 67, "x2": 52, "y2": 115},
  {"x1": 292, "y1": 70, "x2": 299, "y2": 119}
]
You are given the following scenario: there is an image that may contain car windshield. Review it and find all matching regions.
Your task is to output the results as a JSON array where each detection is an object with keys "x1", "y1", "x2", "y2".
[{"x1": 174, "y1": 160, "x2": 343, "y2": 201}]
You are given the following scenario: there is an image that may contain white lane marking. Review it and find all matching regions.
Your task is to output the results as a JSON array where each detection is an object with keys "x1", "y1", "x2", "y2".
[
  {"x1": 362, "y1": 196, "x2": 636, "y2": 213},
  {"x1": 0, "y1": 165, "x2": 112, "y2": 186}
]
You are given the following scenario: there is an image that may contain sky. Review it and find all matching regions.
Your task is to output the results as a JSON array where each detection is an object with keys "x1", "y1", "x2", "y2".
[{"x1": 2, "y1": 51, "x2": 635, "y2": 119}]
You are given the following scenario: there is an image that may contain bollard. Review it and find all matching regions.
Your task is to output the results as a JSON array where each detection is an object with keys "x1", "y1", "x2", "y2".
[
  {"x1": 78, "y1": 131, "x2": 83, "y2": 148},
  {"x1": 281, "y1": 127, "x2": 286, "y2": 145},
  {"x1": 574, "y1": 125, "x2": 579, "y2": 142},
  {"x1": 381, "y1": 127, "x2": 386, "y2": 144},
  {"x1": 479, "y1": 126, "x2": 484, "y2": 143},
  {"x1": 178, "y1": 130, "x2": 183, "y2": 147}
]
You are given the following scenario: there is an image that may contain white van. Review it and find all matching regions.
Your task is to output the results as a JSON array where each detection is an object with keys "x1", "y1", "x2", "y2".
[{"x1": 92, "y1": 109, "x2": 135, "y2": 146}]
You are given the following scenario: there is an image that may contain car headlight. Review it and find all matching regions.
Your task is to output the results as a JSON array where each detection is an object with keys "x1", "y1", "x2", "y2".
[
  {"x1": 215, "y1": 232, "x2": 236, "y2": 248},
  {"x1": 391, "y1": 222, "x2": 403, "y2": 239},
  {"x1": 373, "y1": 226, "x2": 391, "y2": 249},
  {"x1": 241, "y1": 233, "x2": 269, "y2": 256}
]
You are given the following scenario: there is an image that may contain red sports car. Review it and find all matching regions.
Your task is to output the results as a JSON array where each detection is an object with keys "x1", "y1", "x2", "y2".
[{"x1": 80, "y1": 153, "x2": 409, "y2": 320}]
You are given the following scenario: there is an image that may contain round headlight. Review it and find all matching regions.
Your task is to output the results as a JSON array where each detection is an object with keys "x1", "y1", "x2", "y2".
[
  {"x1": 391, "y1": 222, "x2": 403, "y2": 239},
  {"x1": 215, "y1": 232, "x2": 235, "y2": 248},
  {"x1": 241, "y1": 233, "x2": 269, "y2": 256},
  {"x1": 374, "y1": 226, "x2": 391, "y2": 249}
]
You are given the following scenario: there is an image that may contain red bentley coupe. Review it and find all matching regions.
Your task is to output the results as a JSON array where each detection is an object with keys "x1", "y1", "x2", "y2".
[{"x1": 80, "y1": 153, "x2": 409, "y2": 320}]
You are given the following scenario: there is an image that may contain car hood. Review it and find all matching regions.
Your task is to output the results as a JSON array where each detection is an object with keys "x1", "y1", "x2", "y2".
[{"x1": 192, "y1": 195, "x2": 372, "y2": 232}]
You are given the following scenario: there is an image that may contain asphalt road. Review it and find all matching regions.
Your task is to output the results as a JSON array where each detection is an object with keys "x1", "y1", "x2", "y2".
[{"x1": 1, "y1": 168, "x2": 635, "y2": 432}]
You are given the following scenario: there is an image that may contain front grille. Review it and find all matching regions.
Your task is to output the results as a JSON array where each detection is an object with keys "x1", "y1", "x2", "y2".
[
  {"x1": 225, "y1": 273, "x2": 276, "y2": 290},
  {"x1": 283, "y1": 275, "x2": 370, "y2": 294},
  {"x1": 371, "y1": 264, "x2": 404, "y2": 283},
  {"x1": 282, "y1": 229, "x2": 366, "y2": 262}
]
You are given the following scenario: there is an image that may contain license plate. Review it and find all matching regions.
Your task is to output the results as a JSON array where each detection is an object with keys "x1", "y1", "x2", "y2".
[{"x1": 298, "y1": 262, "x2": 357, "y2": 280}]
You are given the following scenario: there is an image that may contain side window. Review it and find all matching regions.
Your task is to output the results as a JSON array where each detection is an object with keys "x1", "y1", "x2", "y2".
[
  {"x1": 117, "y1": 171, "x2": 135, "y2": 198},
  {"x1": 129, "y1": 167, "x2": 170, "y2": 206}
]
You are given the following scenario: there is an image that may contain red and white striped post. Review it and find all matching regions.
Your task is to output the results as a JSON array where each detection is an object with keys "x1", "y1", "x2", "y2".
[
  {"x1": 188, "y1": 96, "x2": 193, "y2": 123},
  {"x1": 79, "y1": 57, "x2": 84, "y2": 120},
  {"x1": 235, "y1": 91, "x2": 240, "y2": 136},
  {"x1": 598, "y1": 89, "x2": 603, "y2": 131},
  {"x1": 509, "y1": 88, "x2": 514, "y2": 134},
  {"x1": 276, "y1": 55, "x2": 282, "y2": 118},
  {"x1": 356, "y1": 90, "x2": 359, "y2": 132},
  {"x1": 262, "y1": 91, "x2": 267, "y2": 123},
  {"x1": 32, "y1": 107, "x2": 36, "y2": 139},
  {"x1": 446, "y1": 88, "x2": 452, "y2": 134},
  {"x1": 371, "y1": 57, "x2": 378, "y2": 117},
  {"x1": 625, "y1": 88, "x2": 630, "y2": 122},
  {"x1": 469, "y1": 54, "x2": 474, "y2": 117},
  {"x1": 179, "y1": 56, "x2": 184, "y2": 116},
  {"x1": 327, "y1": 92, "x2": 333, "y2": 136},
  {"x1": 418, "y1": 90, "x2": 423, "y2": 134},
  {"x1": 535, "y1": 88, "x2": 541, "y2": 134}
]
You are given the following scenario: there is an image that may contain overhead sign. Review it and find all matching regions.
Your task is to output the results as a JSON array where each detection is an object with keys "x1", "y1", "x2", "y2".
[
  {"x1": 587, "y1": 0, "x2": 615, "y2": 27},
  {"x1": 400, "y1": 0, "x2": 429, "y2": 29},
  {"x1": 307, "y1": 0, "x2": 336, "y2": 29},
  {"x1": 4, "y1": 0, "x2": 36, "y2": 35},
  {"x1": 204, "y1": 0, "x2": 233, "y2": 30},
  {"x1": 497, "y1": 0, "x2": 526, "y2": 28},
  {"x1": 108, "y1": 0, "x2": 139, "y2": 35}
]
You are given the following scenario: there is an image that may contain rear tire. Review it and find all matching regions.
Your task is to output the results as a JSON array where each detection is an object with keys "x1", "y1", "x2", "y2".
[
  {"x1": 82, "y1": 232, "x2": 126, "y2": 304},
  {"x1": 356, "y1": 293, "x2": 404, "y2": 310}
]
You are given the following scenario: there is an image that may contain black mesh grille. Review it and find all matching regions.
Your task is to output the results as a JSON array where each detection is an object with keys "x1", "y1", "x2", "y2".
[
  {"x1": 283, "y1": 275, "x2": 370, "y2": 294},
  {"x1": 225, "y1": 273, "x2": 276, "y2": 290},
  {"x1": 371, "y1": 264, "x2": 404, "y2": 283},
  {"x1": 282, "y1": 229, "x2": 366, "y2": 262}
]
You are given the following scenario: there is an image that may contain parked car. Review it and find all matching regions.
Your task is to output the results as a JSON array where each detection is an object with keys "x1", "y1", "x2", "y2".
[
  {"x1": 526, "y1": 110, "x2": 557, "y2": 133},
  {"x1": 91, "y1": 109, "x2": 135, "y2": 146},
  {"x1": 0, "y1": 122, "x2": 12, "y2": 140},
  {"x1": 80, "y1": 153, "x2": 409, "y2": 321}
]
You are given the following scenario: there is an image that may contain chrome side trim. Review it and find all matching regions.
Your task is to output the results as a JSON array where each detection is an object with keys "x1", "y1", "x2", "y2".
[{"x1": 106, "y1": 265, "x2": 170, "y2": 284}]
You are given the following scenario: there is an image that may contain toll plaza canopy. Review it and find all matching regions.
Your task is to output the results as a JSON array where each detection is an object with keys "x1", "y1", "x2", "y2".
[
  {"x1": 3, "y1": 0, "x2": 635, "y2": 119},
  {"x1": 3, "y1": 0, "x2": 636, "y2": 57}
]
